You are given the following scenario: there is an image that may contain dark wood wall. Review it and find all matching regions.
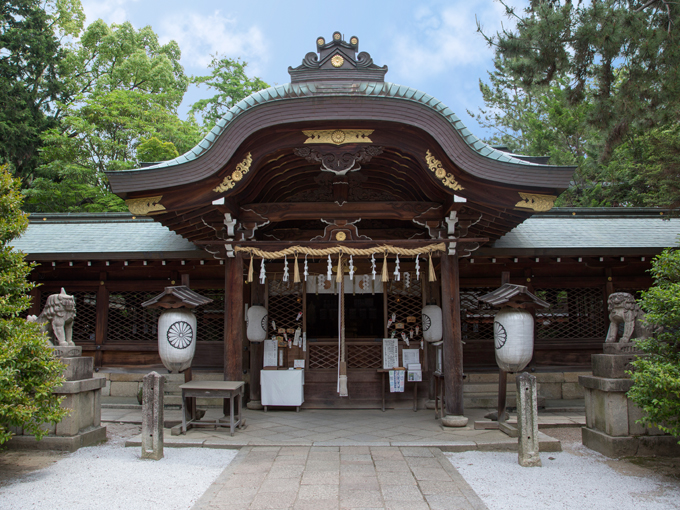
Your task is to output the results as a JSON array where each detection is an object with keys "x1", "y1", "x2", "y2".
[{"x1": 28, "y1": 254, "x2": 653, "y2": 372}]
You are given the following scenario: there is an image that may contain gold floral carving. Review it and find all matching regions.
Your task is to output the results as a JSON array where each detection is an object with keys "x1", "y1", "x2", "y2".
[
  {"x1": 213, "y1": 153, "x2": 253, "y2": 193},
  {"x1": 335, "y1": 231, "x2": 347, "y2": 241},
  {"x1": 331, "y1": 55, "x2": 344, "y2": 67},
  {"x1": 425, "y1": 150, "x2": 464, "y2": 191},
  {"x1": 303, "y1": 129, "x2": 374, "y2": 145},
  {"x1": 125, "y1": 196, "x2": 165, "y2": 216},
  {"x1": 515, "y1": 192, "x2": 557, "y2": 212}
]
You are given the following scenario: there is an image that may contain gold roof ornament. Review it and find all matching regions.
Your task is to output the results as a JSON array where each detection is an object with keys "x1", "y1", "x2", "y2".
[
  {"x1": 331, "y1": 55, "x2": 344, "y2": 67},
  {"x1": 125, "y1": 196, "x2": 165, "y2": 216},
  {"x1": 213, "y1": 153, "x2": 253, "y2": 193},
  {"x1": 515, "y1": 192, "x2": 557, "y2": 212},
  {"x1": 425, "y1": 150, "x2": 464, "y2": 191},
  {"x1": 303, "y1": 129, "x2": 374, "y2": 145}
]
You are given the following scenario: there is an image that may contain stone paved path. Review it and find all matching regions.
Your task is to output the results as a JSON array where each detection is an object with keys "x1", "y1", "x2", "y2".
[{"x1": 192, "y1": 445, "x2": 488, "y2": 510}]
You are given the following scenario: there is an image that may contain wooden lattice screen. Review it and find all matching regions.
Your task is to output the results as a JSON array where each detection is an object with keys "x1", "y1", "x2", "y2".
[
  {"x1": 194, "y1": 288, "x2": 224, "y2": 342},
  {"x1": 308, "y1": 344, "x2": 337, "y2": 369},
  {"x1": 108, "y1": 290, "x2": 162, "y2": 341},
  {"x1": 460, "y1": 287, "x2": 497, "y2": 342},
  {"x1": 347, "y1": 344, "x2": 382, "y2": 369},
  {"x1": 534, "y1": 287, "x2": 607, "y2": 340},
  {"x1": 385, "y1": 277, "x2": 424, "y2": 344},
  {"x1": 267, "y1": 280, "x2": 304, "y2": 337}
]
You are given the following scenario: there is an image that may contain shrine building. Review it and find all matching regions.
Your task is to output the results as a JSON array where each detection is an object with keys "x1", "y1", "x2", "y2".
[{"x1": 15, "y1": 33, "x2": 680, "y2": 414}]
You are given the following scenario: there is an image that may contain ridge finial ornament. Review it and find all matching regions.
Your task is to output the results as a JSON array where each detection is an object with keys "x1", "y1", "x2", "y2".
[
  {"x1": 213, "y1": 153, "x2": 253, "y2": 193},
  {"x1": 515, "y1": 192, "x2": 557, "y2": 212},
  {"x1": 126, "y1": 196, "x2": 165, "y2": 215},
  {"x1": 425, "y1": 150, "x2": 464, "y2": 191}
]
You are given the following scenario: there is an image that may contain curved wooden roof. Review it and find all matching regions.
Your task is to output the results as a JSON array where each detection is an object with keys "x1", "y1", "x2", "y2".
[{"x1": 107, "y1": 34, "x2": 575, "y2": 251}]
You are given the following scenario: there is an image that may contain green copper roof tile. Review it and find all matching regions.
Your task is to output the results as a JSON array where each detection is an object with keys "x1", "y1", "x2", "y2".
[{"x1": 122, "y1": 79, "x2": 546, "y2": 175}]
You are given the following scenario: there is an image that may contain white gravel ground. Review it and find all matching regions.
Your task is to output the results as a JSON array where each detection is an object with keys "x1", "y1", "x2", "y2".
[
  {"x1": 446, "y1": 445, "x2": 680, "y2": 510},
  {"x1": 0, "y1": 441, "x2": 236, "y2": 510}
]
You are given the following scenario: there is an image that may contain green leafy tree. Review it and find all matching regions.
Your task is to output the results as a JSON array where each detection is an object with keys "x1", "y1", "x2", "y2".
[
  {"x1": 25, "y1": 21, "x2": 202, "y2": 213},
  {"x1": 475, "y1": 0, "x2": 680, "y2": 208},
  {"x1": 481, "y1": 0, "x2": 680, "y2": 158},
  {"x1": 190, "y1": 56, "x2": 269, "y2": 130},
  {"x1": 0, "y1": 0, "x2": 66, "y2": 179},
  {"x1": 137, "y1": 137, "x2": 179, "y2": 163},
  {"x1": 0, "y1": 165, "x2": 68, "y2": 444},
  {"x1": 628, "y1": 246, "x2": 680, "y2": 440}
]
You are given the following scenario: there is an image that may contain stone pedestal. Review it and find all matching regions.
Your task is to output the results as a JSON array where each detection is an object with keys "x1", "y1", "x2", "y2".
[
  {"x1": 7, "y1": 346, "x2": 107, "y2": 452},
  {"x1": 579, "y1": 343, "x2": 680, "y2": 458}
]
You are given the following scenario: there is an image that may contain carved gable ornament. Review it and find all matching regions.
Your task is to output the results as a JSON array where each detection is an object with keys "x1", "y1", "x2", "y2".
[
  {"x1": 425, "y1": 151, "x2": 464, "y2": 191},
  {"x1": 288, "y1": 32, "x2": 388, "y2": 83},
  {"x1": 213, "y1": 153, "x2": 253, "y2": 193},
  {"x1": 515, "y1": 192, "x2": 557, "y2": 212},
  {"x1": 126, "y1": 195, "x2": 166, "y2": 216}
]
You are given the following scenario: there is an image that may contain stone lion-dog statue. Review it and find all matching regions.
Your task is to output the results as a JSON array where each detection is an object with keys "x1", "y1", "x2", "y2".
[
  {"x1": 27, "y1": 288, "x2": 77, "y2": 346},
  {"x1": 605, "y1": 292, "x2": 653, "y2": 343}
]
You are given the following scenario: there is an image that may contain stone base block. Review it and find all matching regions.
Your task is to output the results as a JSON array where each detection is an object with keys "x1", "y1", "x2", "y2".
[
  {"x1": 6, "y1": 425, "x2": 107, "y2": 453},
  {"x1": 246, "y1": 400, "x2": 263, "y2": 410},
  {"x1": 591, "y1": 353, "x2": 637, "y2": 379},
  {"x1": 582, "y1": 427, "x2": 680, "y2": 458}
]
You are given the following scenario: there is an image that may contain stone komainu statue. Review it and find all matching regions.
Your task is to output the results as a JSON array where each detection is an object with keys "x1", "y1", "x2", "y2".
[
  {"x1": 27, "y1": 288, "x2": 76, "y2": 346},
  {"x1": 605, "y1": 292, "x2": 653, "y2": 343}
]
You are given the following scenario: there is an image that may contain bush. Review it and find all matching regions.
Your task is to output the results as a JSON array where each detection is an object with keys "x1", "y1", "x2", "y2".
[
  {"x1": 628, "y1": 247, "x2": 680, "y2": 440},
  {"x1": 0, "y1": 164, "x2": 68, "y2": 444}
]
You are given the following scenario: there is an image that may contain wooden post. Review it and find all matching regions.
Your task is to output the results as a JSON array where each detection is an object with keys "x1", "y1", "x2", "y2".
[
  {"x1": 224, "y1": 253, "x2": 244, "y2": 382},
  {"x1": 95, "y1": 273, "x2": 109, "y2": 370},
  {"x1": 497, "y1": 271, "x2": 510, "y2": 422},
  {"x1": 181, "y1": 273, "x2": 190, "y2": 287},
  {"x1": 28, "y1": 287, "x2": 41, "y2": 316},
  {"x1": 440, "y1": 253, "x2": 463, "y2": 416}
]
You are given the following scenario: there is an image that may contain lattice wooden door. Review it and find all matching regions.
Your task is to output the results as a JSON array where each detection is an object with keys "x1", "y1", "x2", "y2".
[{"x1": 267, "y1": 279, "x2": 304, "y2": 367}]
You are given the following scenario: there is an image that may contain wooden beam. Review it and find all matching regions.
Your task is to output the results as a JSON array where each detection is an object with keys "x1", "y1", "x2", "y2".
[
  {"x1": 240, "y1": 202, "x2": 444, "y2": 223},
  {"x1": 224, "y1": 253, "x2": 244, "y2": 382},
  {"x1": 441, "y1": 253, "x2": 464, "y2": 416}
]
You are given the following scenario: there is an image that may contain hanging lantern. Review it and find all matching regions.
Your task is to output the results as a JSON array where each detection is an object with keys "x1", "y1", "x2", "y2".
[
  {"x1": 158, "y1": 309, "x2": 197, "y2": 373},
  {"x1": 422, "y1": 304, "x2": 443, "y2": 343},
  {"x1": 493, "y1": 307, "x2": 534, "y2": 372},
  {"x1": 142, "y1": 286, "x2": 213, "y2": 374},
  {"x1": 246, "y1": 305, "x2": 268, "y2": 343},
  {"x1": 478, "y1": 283, "x2": 549, "y2": 373}
]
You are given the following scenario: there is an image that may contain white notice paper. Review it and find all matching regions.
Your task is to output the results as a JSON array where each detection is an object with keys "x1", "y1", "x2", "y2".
[
  {"x1": 263, "y1": 339, "x2": 278, "y2": 367},
  {"x1": 402, "y1": 349, "x2": 420, "y2": 367},
  {"x1": 382, "y1": 338, "x2": 399, "y2": 369}
]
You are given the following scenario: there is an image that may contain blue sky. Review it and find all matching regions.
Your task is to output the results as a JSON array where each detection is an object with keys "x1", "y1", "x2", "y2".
[{"x1": 80, "y1": 0, "x2": 524, "y2": 136}]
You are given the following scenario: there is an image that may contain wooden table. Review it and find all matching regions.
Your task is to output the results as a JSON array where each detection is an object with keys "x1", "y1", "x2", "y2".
[
  {"x1": 433, "y1": 372, "x2": 445, "y2": 419},
  {"x1": 377, "y1": 369, "x2": 418, "y2": 412},
  {"x1": 180, "y1": 381, "x2": 245, "y2": 436}
]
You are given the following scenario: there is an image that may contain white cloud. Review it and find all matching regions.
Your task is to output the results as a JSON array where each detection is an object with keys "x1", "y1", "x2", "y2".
[
  {"x1": 158, "y1": 11, "x2": 268, "y2": 73},
  {"x1": 389, "y1": 1, "x2": 510, "y2": 81},
  {"x1": 81, "y1": 0, "x2": 139, "y2": 25}
]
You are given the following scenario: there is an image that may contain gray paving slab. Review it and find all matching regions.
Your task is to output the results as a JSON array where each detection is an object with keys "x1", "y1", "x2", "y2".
[{"x1": 192, "y1": 446, "x2": 488, "y2": 510}]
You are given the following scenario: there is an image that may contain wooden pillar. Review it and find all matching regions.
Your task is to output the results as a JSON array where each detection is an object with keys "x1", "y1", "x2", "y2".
[
  {"x1": 95, "y1": 273, "x2": 109, "y2": 370},
  {"x1": 224, "y1": 253, "x2": 244, "y2": 381},
  {"x1": 440, "y1": 253, "x2": 463, "y2": 416},
  {"x1": 28, "y1": 287, "x2": 41, "y2": 316}
]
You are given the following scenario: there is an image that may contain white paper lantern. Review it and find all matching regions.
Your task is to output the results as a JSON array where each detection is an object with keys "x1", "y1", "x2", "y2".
[
  {"x1": 247, "y1": 305, "x2": 268, "y2": 342},
  {"x1": 422, "y1": 304, "x2": 443, "y2": 343},
  {"x1": 158, "y1": 309, "x2": 197, "y2": 373},
  {"x1": 494, "y1": 307, "x2": 534, "y2": 372}
]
